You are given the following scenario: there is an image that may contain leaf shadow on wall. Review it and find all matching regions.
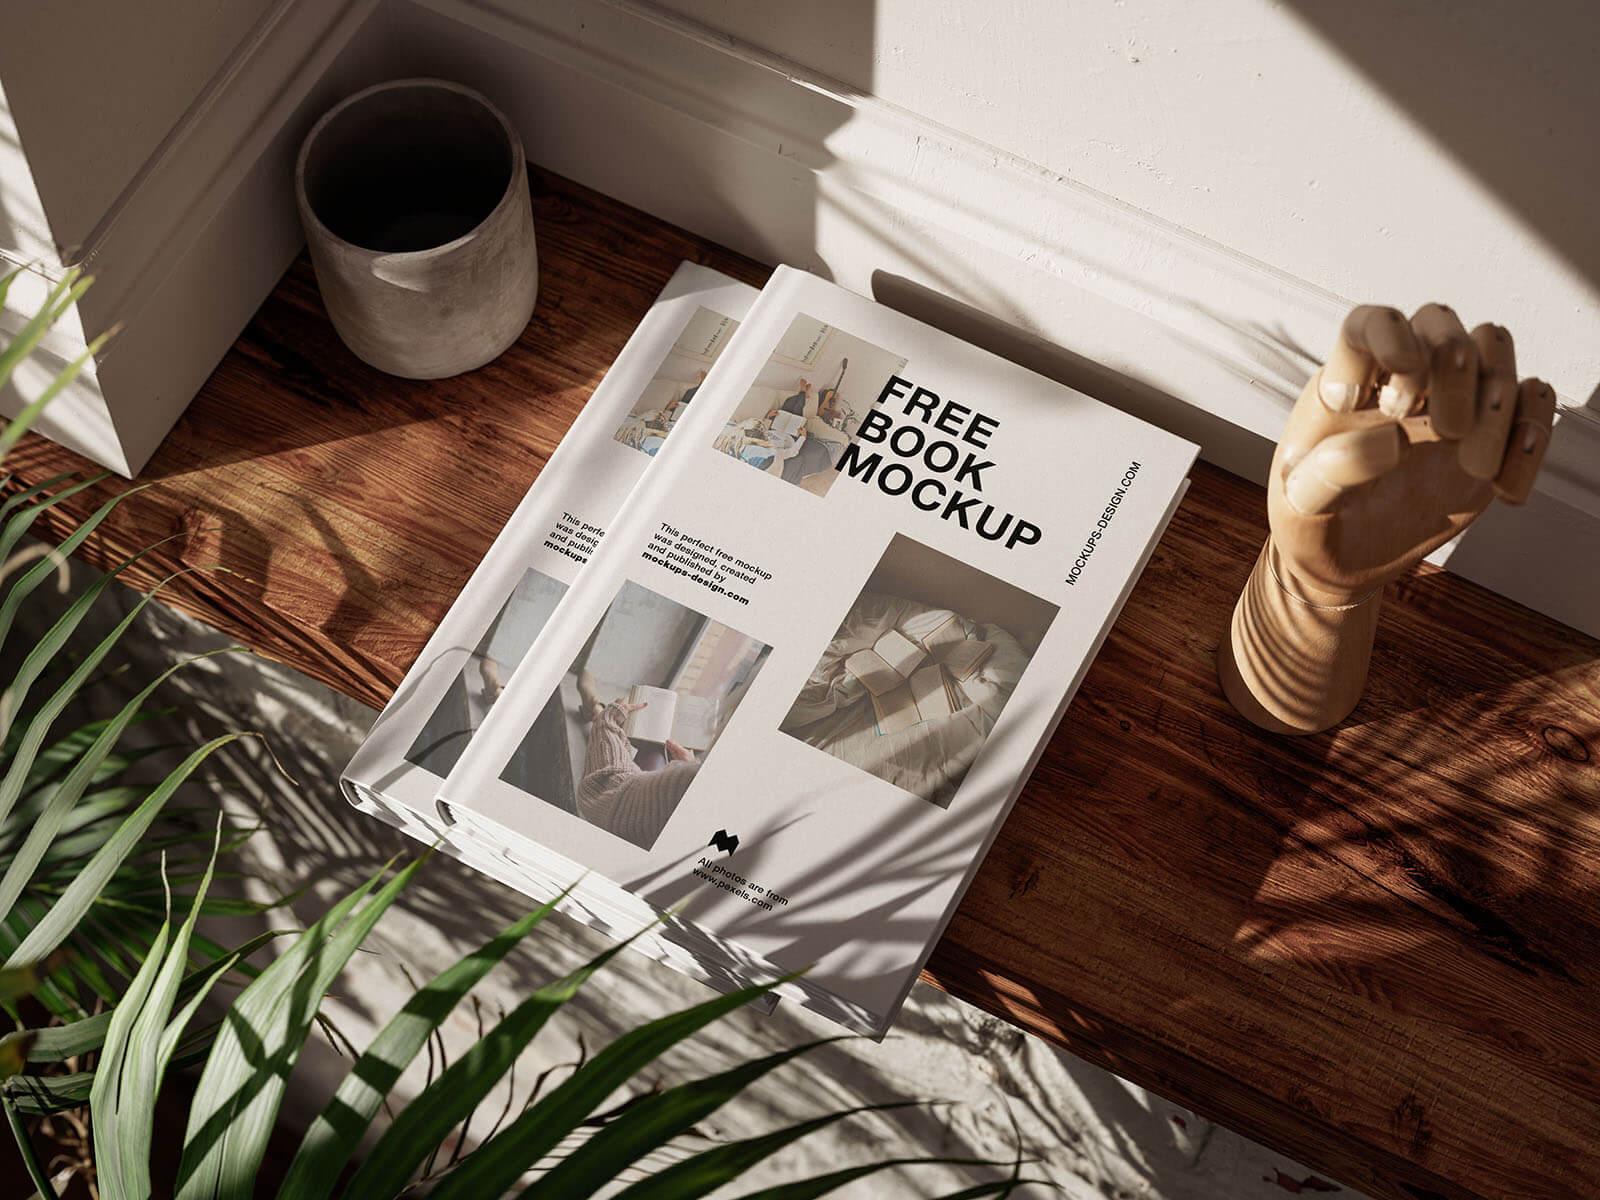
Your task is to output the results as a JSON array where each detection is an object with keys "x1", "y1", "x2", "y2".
[{"x1": 1280, "y1": 0, "x2": 1600, "y2": 412}]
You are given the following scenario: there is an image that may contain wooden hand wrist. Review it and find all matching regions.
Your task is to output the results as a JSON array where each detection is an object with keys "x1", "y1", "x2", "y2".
[{"x1": 1218, "y1": 539, "x2": 1384, "y2": 734}]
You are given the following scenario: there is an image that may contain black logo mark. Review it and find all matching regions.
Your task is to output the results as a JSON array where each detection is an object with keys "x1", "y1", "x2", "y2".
[{"x1": 708, "y1": 829, "x2": 740, "y2": 856}]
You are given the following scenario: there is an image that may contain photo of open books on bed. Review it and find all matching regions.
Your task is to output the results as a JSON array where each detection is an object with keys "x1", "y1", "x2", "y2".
[
  {"x1": 496, "y1": 579, "x2": 771, "y2": 849},
  {"x1": 779, "y1": 534, "x2": 1058, "y2": 809},
  {"x1": 612, "y1": 305, "x2": 741, "y2": 456},
  {"x1": 713, "y1": 313, "x2": 906, "y2": 496},
  {"x1": 847, "y1": 620, "x2": 997, "y2": 735}
]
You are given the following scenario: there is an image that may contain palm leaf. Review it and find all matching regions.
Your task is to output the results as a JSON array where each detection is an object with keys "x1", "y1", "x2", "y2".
[
  {"x1": 17, "y1": 737, "x2": 169, "y2": 811},
  {"x1": 525, "y1": 1038, "x2": 846, "y2": 1199},
  {"x1": 0, "y1": 545, "x2": 181, "y2": 756},
  {"x1": 173, "y1": 855, "x2": 425, "y2": 1200},
  {"x1": 421, "y1": 974, "x2": 800, "y2": 1200},
  {"x1": 2, "y1": 785, "x2": 142, "y2": 847},
  {"x1": 6, "y1": 1017, "x2": 227, "y2": 1117},
  {"x1": 4, "y1": 734, "x2": 247, "y2": 967},
  {"x1": 610, "y1": 1103, "x2": 919, "y2": 1200},
  {"x1": 93, "y1": 831, "x2": 231, "y2": 1200},
  {"x1": 0, "y1": 331, "x2": 110, "y2": 461},
  {"x1": 729, "y1": 1157, "x2": 1021, "y2": 1200},
  {"x1": 0, "y1": 961, "x2": 46, "y2": 1004},
  {"x1": 0, "y1": 473, "x2": 104, "y2": 568},
  {"x1": 0, "y1": 469, "x2": 77, "y2": 517},
  {"x1": 90, "y1": 914, "x2": 172, "y2": 1200},
  {"x1": 3, "y1": 1090, "x2": 58, "y2": 1198},
  {"x1": 12, "y1": 927, "x2": 284, "y2": 1065},
  {"x1": 276, "y1": 891, "x2": 571, "y2": 1200},
  {"x1": 0, "y1": 649, "x2": 237, "y2": 922},
  {"x1": 0, "y1": 484, "x2": 144, "y2": 656},
  {"x1": 3, "y1": 1068, "x2": 93, "y2": 1115},
  {"x1": 0, "y1": 905, "x2": 81, "y2": 1021},
  {"x1": 0, "y1": 267, "x2": 92, "y2": 399},
  {"x1": 338, "y1": 917, "x2": 668, "y2": 1200}
]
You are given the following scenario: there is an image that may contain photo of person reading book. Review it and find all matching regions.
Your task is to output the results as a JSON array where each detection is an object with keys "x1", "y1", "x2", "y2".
[
  {"x1": 497, "y1": 579, "x2": 772, "y2": 849},
  {"x1": 715, "y1": 315, "x2": 905, "y2": 496},
  {"x1": 571, "y1": 670, "x2": 702, "y2": 849},
  {"x1": 779, "y1": 535, "x2": 1058, "y2": 809}
]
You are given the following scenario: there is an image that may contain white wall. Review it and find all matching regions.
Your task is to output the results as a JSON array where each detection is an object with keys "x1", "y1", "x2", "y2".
[
  {"x1": 0, "y1": 0, "x2": 390, "y2": 473},
  {"x1": 0, "y1": 0, "x2": 279, "y2": 255},
  {"x1": 663, "y1": 0, "x2": 1599, "y2": 407},
  {"x1": 2, "y1": 0, "x2": 1594, "y2": 627},
  {"x1": 396, "y1": 0, "x2": 1600, "y2": 633}
]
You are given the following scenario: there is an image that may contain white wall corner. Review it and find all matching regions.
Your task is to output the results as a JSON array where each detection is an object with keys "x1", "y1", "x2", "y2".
[{"x1": 0, "y1": 0, "x2": 391, "y2": 476}]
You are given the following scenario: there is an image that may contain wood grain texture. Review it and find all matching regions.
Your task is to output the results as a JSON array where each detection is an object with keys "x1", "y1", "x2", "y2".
[{"x1": 7, "y1": 167, "x2": 1599, "y2": 1200}]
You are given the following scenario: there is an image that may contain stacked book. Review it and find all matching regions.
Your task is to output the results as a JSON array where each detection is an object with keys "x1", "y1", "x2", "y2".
[{"x1": 342, "y1": 262, "x2": 1197, "y2": 1036}]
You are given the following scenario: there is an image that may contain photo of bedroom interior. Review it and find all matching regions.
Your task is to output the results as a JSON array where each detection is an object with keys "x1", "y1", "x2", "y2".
[
  {"x1": 612, "y1": 304, "x2": 741, "y2": 456},
  {"x1": 713, "y1": 313, "x2": 906, "y2": 496},
  {"x1": 780, "y1": 534, "x2": 1058, "y2": 809}
]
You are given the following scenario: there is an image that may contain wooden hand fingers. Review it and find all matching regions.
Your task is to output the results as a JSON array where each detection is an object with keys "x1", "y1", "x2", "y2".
[
  {"x1": 1409, "y1": 303, "x2": 1478, "y2": 435},
  {"x1": 1494, "y1": 378, "x2": 1556, "y2": 503},
  {"x1": 1456, "y1": 323, "x2": 1520, "y2": 479},
  {"x1": 1302, "y1": 304, "x2": 1553, "y2": 511},
  {"x1": 1284, "y1": 424, "x2": 1403, "y2": 514},
  {"x1": 1319, "y1": 305, "x2": 1427, "y2": 414}
]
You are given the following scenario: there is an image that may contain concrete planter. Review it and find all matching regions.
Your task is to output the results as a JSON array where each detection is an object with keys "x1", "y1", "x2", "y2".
[{"x1": 295, "y1": 79, "x2": 538, "y2": 379}]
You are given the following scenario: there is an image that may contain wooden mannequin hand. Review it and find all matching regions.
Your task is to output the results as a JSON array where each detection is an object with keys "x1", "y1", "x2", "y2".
[
  {"x1": 1220, "y1": 304, "x2": 1555, "y2": 733},
  {"x1": 1270, "y1": 304, "x2": 1553, "y2": 602}
]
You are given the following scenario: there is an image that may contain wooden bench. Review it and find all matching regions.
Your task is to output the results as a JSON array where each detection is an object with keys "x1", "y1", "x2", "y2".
[{"x1": 8, "y1": 167, "x2": 1598, "y2": 1200}]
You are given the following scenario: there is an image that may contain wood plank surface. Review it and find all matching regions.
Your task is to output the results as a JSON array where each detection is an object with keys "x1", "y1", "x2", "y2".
[{"x1": 7, "y1": 167, "x2": 1599, "y2": 1200}]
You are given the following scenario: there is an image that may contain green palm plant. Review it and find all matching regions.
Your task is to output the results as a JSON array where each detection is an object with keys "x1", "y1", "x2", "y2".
[
  {"x1": 91, "y1": 855, "x2": 1031, "y2": 1200},
  {"x1": 0, "y1": 266, "x2": 278, "y2": 1188},
  {"x1": 0, "y1": 266, "x2": 1038, "y2": 1198}
]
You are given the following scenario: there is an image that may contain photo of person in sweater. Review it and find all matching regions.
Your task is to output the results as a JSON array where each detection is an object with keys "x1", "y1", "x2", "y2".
[
  {"x1": 713, "y1": 314, "x2": 906, "y2": 496},
  {"x1": 570, "y1": 669, "x2": 702, "y2": 849},
  {"x1": 497, "y1": 579, "x2": 771, "y2": 849}
]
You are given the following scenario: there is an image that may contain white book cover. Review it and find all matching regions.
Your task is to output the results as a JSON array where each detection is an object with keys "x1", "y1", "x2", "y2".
[
  {"x1": 340, "y1": 262, "x2": 759, "y2": 831},
  {"x1": 439, "y1": 265, "x2": 1198, "y2": 1035}
]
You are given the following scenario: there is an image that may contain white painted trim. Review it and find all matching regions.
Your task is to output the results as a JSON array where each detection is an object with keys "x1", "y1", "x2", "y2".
[
  {"x1": 0, "y1": 0, "x2": 387, "y2": 474},
  {"x1": 66, "y1": 0, "x2": 383, "y2": 337}
]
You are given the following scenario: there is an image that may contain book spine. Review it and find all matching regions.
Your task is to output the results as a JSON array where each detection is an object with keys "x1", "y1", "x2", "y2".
[{"x1": 341, "y1": 262, "x2": 757, "y2": 819}]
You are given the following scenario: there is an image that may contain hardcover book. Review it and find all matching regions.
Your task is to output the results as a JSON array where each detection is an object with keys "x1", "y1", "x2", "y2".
[
  {"x1": 339, "y1": 262, "x2": 764, "y2": 992},
  {"x1": 428, "y1": 264, "x2": 1198, "y2": 1035}
]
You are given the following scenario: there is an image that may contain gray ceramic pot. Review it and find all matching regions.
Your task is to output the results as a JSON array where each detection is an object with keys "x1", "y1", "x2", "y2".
[{"x1": 295, "y1": 78, "x2": 538, "y2": 379}]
